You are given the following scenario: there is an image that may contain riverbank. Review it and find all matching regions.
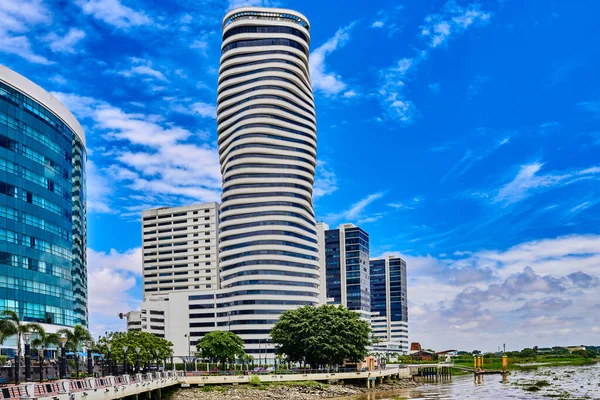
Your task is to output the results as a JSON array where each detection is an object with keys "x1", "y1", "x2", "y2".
[{"x1": 171, "y1": 379, "x2": 420, "y2": 400}]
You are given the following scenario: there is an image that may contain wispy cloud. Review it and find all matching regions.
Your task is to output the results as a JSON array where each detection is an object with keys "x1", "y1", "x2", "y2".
[
  {"x1": 75, "y1": 0, "x2": 152, "y2": 28},
  {"x1": 0, "y1": 0, "x2": 52, "y2": 64},
  {"x1": 421, "y1": 0, "x2": 491, "y2": 48},
  {"x1": 493, "y1": 162, "x2": 600, "y2": 205},
  {"x1": 227, "y1": 0, "x2": 280, "y2": 11},
  {"x1": 442, "y1": 136, "x2": 509, "y2": 182},
  {"x1": 44, "y1": 28, "x2": 86, "y2": 54},
  {"x1": 325, "y1": 192, "x2": 384, "y2": 224},
  {"x1": 370, "y1": 6, "x2": 404, "y2": 36},
  {"x1": 115, "y1": 57, "x2": 168, "y2": 81},
  {"x1": 313, "y1": 161, "x2": 338, "y2": 199},
  {"x1": 309, "y1": 22, "x2": 357, "y2": 97},
  {"x1": 577, "y1": 101, "x2": 600, "y2": 118},
  {"x1": 378, "y1": 1, "x2": 492, "y2": 123},
  {"x1": 428, "y1": 82, "x2": 441, "y2": 94}
]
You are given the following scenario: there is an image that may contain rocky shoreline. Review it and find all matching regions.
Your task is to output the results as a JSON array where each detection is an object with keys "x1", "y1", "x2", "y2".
[{"x1": 170, "y1": 379, "x2": 420, "y2": 400}]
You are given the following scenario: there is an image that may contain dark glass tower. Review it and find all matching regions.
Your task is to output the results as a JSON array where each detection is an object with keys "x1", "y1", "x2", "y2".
[{"x1": 0, "y1": 66, "x2": 87, "y2": 331}]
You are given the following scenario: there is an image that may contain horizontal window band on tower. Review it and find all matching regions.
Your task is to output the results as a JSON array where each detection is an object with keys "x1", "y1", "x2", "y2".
[
  {"x1": 218, "y1": 84, "x2": 313, "y2": 109},
  {"x1": 224, "y1": 280, "x2": 318, "y2": 288},
  {"x1": 221, "y1": 249, "x2": 318, "y2": 262},
  {"x1": 222, "y1": 38, "x2": 307, "y2": 55},
  {"x1": 220, "y1": 200, "x2": 314, "y2": 215},
  {"x1": 216, "y1": 289, "x2": 318, "y2": 298},
  {"x1": 219, "y1": 124, "x2": 316, "y2": 148},
  {"x1": 216, "y1": 309, "x2": 289, "y2": 317},
  {"x1": 223, "y1": 25, "x2": 309, "y2": 42},
  {"x1": 218, "y1": 75, "x2": 312, "y2": 98},
  {"x1": 218, "y1": 97, "x2": 315, "y2": 123},
  {"x1": 217, "y1": 319, "x2": 279, "y2": 326},
  {"x1": 222, "y1": 192, "x2": 313, "y2": 205},
  {"x1": 220, "y1": 259, "x2": 318, "y2": 272},
  {"x1": 220, "y1": 210, "x2": 315, "y2": 225},
  {"x1": 217, "y1": 299, "x2": 314, "y2": 308},
  {"x1": 220, "y1": 58, "x2": 307, "y2": 76},
  {"x1": 218, "y1": 105, "x2": 315, "y2": 128},
  {"x1": 224, "y1": 143, "x2": 315, "y2": 157},
  {"x1": 220, "y1": 219, "x2": 317, "y2": 235},
  {"x1": 223, "y1": 134, "x2": 315, "y2": 152},
  {"x1": 223, "y1": 173, "x2": 314, "y2": 184},
  {"x1": 218, "y1": 111, "x2": 315, "y2": 134},
  {"x1": 225, "y1": 163, "x2": 314, "y2": 174},
  {"x1": 222, "y1": 50, "x2": 307, "y2": 68},
  {"x1": 221, "y1": 239, "x2": 318, "y2": 253},
  {"x1": 220, "y1": 229, "x2": 318, "y2": 244},
  {"x1": 228, "y1": 152, "x2": 314, "y2": 167},
  {"x1": 221, "y1": 269, "x2": 319, "y2": 281},
  {"x1": 223, "y1": 182, "x2": 311, "y2": 193},
  {"x1": 218, "y1": 66, "x2": 310, "y2": 88}
]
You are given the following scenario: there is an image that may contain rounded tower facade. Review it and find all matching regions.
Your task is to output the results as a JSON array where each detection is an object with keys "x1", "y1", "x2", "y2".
[{"x1": 217, "y1": 7, "x2": 319, "y2": 356}]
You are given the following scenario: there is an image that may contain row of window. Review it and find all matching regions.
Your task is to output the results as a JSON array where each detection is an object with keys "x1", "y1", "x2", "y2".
[
  {"x1": 220, "y1": 258, "x2": 318, "y2": 273},
  {"x1": 0, "y1": 158, "x2": 69, "y2": 199},
  {"x1": 220, "y1": 209, "x2": 315, "y2": 226},
  {"x1": 219, "y1": 111, "x2": 315, "y2": 137},
  {"x1": 222, "y1": 38, "x2": 307, "y2": 56},
  {"x1": 0, "y1": 204, "x2": 70, "y2": 240},
  {"x1": 0, "y1": 251, "x2": 71, "y2": 280},
  {"x1": 218, "y1": 82, "x2": 312, "y2": 110},
  {"x1": 221, "y1": 219, "x2": 316, "y2": 235},
  {"x1": 223, "y1": 25, "x2": 308, "y2": 42},
  {"x1": 0, "y1": 228, "x2": 71, "y2": 260},
  {"x1": 221, "y1": 249, "x2": 318, "y2": 262},
  {"x1": 218, "y1": 75, "x2": 311, "y2": 101},
  {"x1": 0, "y1": 275, "x2": 74, "y2": 300},
  {"x1": 0, "y1": 133, "x2": 69, "y2": 178}
]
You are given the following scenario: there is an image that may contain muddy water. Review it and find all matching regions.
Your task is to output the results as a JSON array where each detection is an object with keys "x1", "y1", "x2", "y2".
[{"x1": 335, "y1": 363, "x2": 600, "y2": 399}]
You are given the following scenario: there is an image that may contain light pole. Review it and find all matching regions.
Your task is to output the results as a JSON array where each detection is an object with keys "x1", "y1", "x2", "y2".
[
  {"x1": 39, "y1": 346, "x2": 45, "y2": 382},
  {"x1": 135, "y1": 347, "x2": 141, "y2": 373},
  {"x1": 123, "y1": 346, "x2": 129, "y2": 375},
  {"x1": 154, "y1": 349, "x2": 159, "y2": 371},
  {"x1": 74, "y1": 350, "x2": 79, "y2": 379},
  {"x1": 59, "y1": 334, "x2": 67, "y2": 379},
  {"x1": 106, "y1": 342, "x2": 112, "y2": 376},
  {"x1": 170, "y1": 351, "x2": 174, "y2": 371},
  {"x1": 23, "y1": 332, "x2": 31, "y2": 382},
  {"x1": 184, "y1": 334, "x2": 191, "y2": 356},
  {"x1": 86, "y1": 340, "x2": 93, "y2": 376}
]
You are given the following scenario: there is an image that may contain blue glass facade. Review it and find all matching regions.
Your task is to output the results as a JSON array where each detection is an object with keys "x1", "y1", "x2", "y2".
[
  {"x1": 0, "y1": 74, "x2": 87, "y2": 328},
  {"x1": 325, "y1": 225, "x2": 371, "y2": 313},
  {"x1": 369, "y1": 257, "x2": 408, "y2": 323}
]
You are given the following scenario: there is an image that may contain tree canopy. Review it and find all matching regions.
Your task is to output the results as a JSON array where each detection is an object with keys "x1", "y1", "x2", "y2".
[
  {"x1": 0, "y1": 309, "x2": 43, "y2": 357},
  {"x1": 196, "y1": 331, "x2": 245, "y2": 366},
  {"x1": 58, "y1": 324, "x2": 92, "y2": 352},
  {"x1": 270, "y1": 305, "x2": 372, "y2": 368},
  {"x1": 97, "y1": 331, "x2": 173, "y2": 364}
]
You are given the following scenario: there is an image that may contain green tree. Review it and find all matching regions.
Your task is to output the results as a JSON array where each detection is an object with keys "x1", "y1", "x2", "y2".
[
  {"x1": 97, "y1": 331, "x2": 173, "y2": 366},
  {"x1": 0, "y1": 310, "x2": 43, "y2": 359},
  {"x1": 31, "y1": 326, "x2": 60, "y2": 352},
  {"x1": 270, "y1": 305, "x2": 372, "y2": 368},
  {"x1": 196, "y1": 331, "x2": 245, "y2": 367}
]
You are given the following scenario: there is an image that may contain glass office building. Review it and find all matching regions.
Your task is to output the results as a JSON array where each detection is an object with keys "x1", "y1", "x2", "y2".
[
  {"x1": 0, "y1": 66, "x2": 88, "y2": 332},
  {"x1": 325, "y1": 224, "x2": 371, "y2": 316}
]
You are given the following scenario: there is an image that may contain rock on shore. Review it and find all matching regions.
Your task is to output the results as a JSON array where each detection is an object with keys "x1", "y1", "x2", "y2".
[{"x1": 170, "y1": 380, "x2": 420, "y2": 400}]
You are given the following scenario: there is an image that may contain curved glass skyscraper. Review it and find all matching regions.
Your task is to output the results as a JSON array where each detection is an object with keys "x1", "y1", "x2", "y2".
[
  {"x1": 217, "y1": 8, "x2": 319, "y2": 353},
  {"x1": 0, "y1": 65, "x2": 87, "y2": 334}
]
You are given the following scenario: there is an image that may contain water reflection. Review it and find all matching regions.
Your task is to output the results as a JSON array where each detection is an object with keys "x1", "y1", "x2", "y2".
[{"x1": 334, "y1": 363, "x2": 600, "y2": 399}]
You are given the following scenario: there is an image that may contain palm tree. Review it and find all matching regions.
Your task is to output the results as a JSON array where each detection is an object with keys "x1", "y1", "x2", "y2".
[
  {"x1": 57, "y1": 324, "x2": 92, "y2": 352},
  {"x1": 31, "y1": 326, "x2": 60, "y2": 382},
  {"x1": 0, "y1": 310, "x2": 43, "y2": 359},
  {"x1": 57, "y1": 324, "x2": 92, "y2": 378}
]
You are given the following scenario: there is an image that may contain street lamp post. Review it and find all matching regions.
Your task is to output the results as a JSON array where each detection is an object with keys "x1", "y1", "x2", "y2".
[
  {"x1": 123, "y1": 346, "x2": 129, "y2": 375},
  {"x1": 59, "y1": 334, "x2": 67, "y2": 379},
  {"x1": 86, "y1": 340, "x2": 93, "y2": 376},
  {"x1": 75, "y1": 351, "x2": 79, "y2": 379},
  {"x1": 106, "y1": 342, "x2": 112, "y2": 376},
  {"x1": 170, "y1": 352, "x2": 174, "y2": 371},
  {"x1": 146, "y1": 352, "x2": 150, "y2": 373},
  {"x1": 135, "y1": 347, "x2": 141, "y2": 373},
  {"x1": 23, "y1": 332, "x2": 31, "y2": 382},
  {"x1": 39, "y1": 347, "x2": 45, "y2": 382}
]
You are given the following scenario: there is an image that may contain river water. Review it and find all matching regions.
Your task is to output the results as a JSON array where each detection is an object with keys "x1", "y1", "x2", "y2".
[{"x1": 336, "y1": 363, "x2": 600, "y2": 399}]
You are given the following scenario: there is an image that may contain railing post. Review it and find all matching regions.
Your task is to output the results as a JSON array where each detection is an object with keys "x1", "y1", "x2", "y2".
[
  {"x1": 86, "y1": 377, "x2": 96, "y2": 390},
  {"x1": 20, "y1": 383, "x2": 35, "y2": 400},
  {"x1": 58, "y1": 379, "x2": 70, "y2": 394}
]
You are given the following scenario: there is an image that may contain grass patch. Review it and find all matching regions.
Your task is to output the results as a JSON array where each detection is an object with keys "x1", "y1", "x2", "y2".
[{"x1": 200, "y1": 386, "x2": 228, "y2": 393}]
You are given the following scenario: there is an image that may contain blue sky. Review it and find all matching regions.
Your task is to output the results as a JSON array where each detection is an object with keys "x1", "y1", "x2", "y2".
[{"x1": 2, "y1": 0, "x2": 600, "y2": 350}]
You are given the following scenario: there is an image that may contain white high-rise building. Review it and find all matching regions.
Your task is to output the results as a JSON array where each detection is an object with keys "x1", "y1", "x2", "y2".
[
  {"x1": 141, "y1": 203, "x2": 219, "y2": 296},
  {"x1": 216, "y1": 7, "x2": 319, "y2": 359}
]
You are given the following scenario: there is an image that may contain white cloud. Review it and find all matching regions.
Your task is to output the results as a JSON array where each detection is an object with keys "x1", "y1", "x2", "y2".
[
  {"x1": 325, "y1": 192, "x2": 384, "y2": 224},
  {"x1": 75, "y1": 0, "x2": 152, "y2": 28},
  {"x1": 309, "y1": 23, "x2": 356, "y2": 96},
  {"x1": 378, "y1": 57, "x2": 419, "y2": 123},
  {"x1": 45, "y1": 28, "x2": 86, "y2": 53},
  {"x1": 371, "y1": 21, "x2": 384, "y2": 28},
  {"x1": 407, "y1": 234, "x2": 600, "y2": 350},
  {"x1": 49, "y1": 74, "x2": 68, "y2": 85},
  {"x1": 53, "y1": 92, "x2": 222, "y2": 214},
  {"x1": 577, "y1": 101, "x2": 600, "y2": 117},
  {"x1": 493, "y1": 162, "x2": 600, "y2": 205},
  {"x1": 116, "y1": 58, "x2": 168, "y2": 82},
  {"x1": 421, "y1": 1, "x2": 491, "y2": 48},
  {"x1": 313, "y1": 161, "x2": 338, "y2": 199},
  {"x1": 0, "y1": 0, "x2": 52, "y2": 64},
  {"x1": 87, "y1": 247, "x2": 142, "y2": 337}
]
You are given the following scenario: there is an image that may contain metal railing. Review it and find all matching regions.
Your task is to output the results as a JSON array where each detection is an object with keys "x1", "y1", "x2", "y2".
[
  {"x1": 0, "y1": 371, "x2": 184, "y2": 399},
  {"x1": 184, "y1": 367, "x2": 378, "y2": 377}
]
